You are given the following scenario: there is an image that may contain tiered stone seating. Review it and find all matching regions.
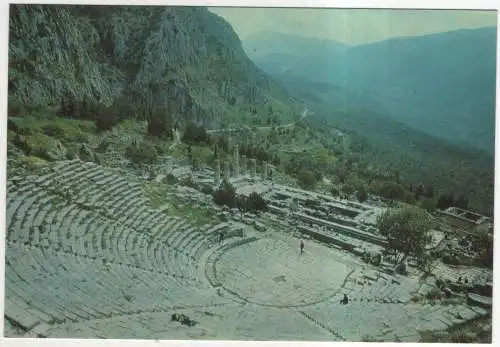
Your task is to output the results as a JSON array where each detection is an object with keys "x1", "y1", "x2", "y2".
[
  {"x1": 5, "y1": 160, "x2": 233, "y2": 330},
  {"x1": 301, "y1": 296, "x2": 483, "y2": 342},
  {"x1": 6, "y1": 241, "x2": 226, "y2": 326},
  {"x1": 5, "y1": 159, "x2": 491, "y2": 340}
]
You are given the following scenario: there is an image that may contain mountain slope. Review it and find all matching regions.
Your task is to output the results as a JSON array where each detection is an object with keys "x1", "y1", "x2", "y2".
[
  {"x1": 8, "y1": 5, "x2": 300, "y2": 127},
  {"x1": 244, "y1": 27, "x2": 497, "y2": 152},
  {"x1": 271, "y1": 72, "x2": 494, "y2": 215},
  {"x1": 243, "y1": 31, "x2": 350, "y2": 83}
]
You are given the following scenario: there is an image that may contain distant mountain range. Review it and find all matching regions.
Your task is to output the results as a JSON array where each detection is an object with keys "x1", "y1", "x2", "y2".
[{"x1": 243, "y1": 28, "x2": 497, "y2": 152}]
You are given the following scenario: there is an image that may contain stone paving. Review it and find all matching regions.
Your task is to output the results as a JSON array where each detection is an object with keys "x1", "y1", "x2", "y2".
[{"x1": 3, "y1": 160, "x2": 490, "y2": 340}]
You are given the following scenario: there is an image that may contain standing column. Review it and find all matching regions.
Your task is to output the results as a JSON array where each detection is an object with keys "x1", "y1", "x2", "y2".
[
  {"x1": 224, "y1": 161, "x2": 230, "y2": 181},
  {"x1": 234, "y1": 144, "x2": 240, "y2": 178},
  {"x1": 241, "y1": 155, "x2": 247, "y2": 176},
  {"x1": 251, "y1": 158, "x2": 257, "y2": 178},
  {"x1": 215, "y1": 159, "x2": 221, "y2": 186}
]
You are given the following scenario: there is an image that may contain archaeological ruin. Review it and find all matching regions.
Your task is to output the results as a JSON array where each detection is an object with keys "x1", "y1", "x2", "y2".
[{"x1": 3, "y1": 153, "x2": 494, "y2": 340}]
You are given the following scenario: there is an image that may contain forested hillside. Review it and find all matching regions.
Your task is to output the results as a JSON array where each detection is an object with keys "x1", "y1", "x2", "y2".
[{"x1": 271, "y1": 74, "x2": 494, "y2": 216}]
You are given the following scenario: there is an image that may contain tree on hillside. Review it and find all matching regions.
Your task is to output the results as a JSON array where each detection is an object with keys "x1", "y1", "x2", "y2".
[
  {"x1": 95, "y1": 103, "x2": 120, "y2": 132},
  {"x1": 336, "y1": 167, "x2": 347, "y2": 184},
  {"x1": 419, "y1": 197, "x2": 437, "y2": 212},
  {"x1": 246, "y1": 192, "x2": 268, "y2": 213},
  {"x1": 454, "y1": 194, "x2": 469, "y2": 210},
  {"x1": 436, "y1": 193, "x2": 455, "y2": 210},
  {"x1": 379, "y1": 181, "x2": 405, "y2": 201},
  {"x1": 297, "y1": 169, "x2": 317, "y2": 190},
  {"x1": 356, "y1": 186, "x2": 368, "y2": 203},
  {"x1": 183, "y1": 122, "x2": 208, "y2": 145},
  {"x1": 414, "y1": 183, "x2": 425, "y2": 200},
  {"x1": 236, "y1": 195, "x2": 247, "y2": 216},
  {"x1": 425, "y1": 185, "x2": 435, "y2": 198},
  {"x1": 377, "y1": 206, "x2": 432, "y2": 268},
  {"x1": 147, "y1": 106, "x2": 174, "y2": 138},
  {"x1": 125, "y1": 142, "x2": 158, "y2": 165},
  {"x1": 213, "y1": 179, "x2": 237, "y2": 208},
  {"x1": 217, "y1": 135, "x2": 229, "y2": 153}
]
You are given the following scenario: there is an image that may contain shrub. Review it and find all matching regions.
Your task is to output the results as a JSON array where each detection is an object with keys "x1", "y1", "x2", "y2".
[
  {"x1": 125, "y1": 143, "x2": 158, "y2": 165},
  {"x1": 19, "y1": 134, "x2": 60, "y2": 161},
  {"x1": 356, "y1": 186, "x2": 368, "y2": 203},
  {"x1": 201, "y1": 184, "x2": 214, "y2": 196},
  {"x1": 7, "y1": 119, "x2": 19, "y2": 133},
  {"x1": 13, "y1": 134, "x2": 30, "y2": 153},
  {"x1": 165, "y1": 173, "x2": 178, "y2": 185},
  {"x1": 8, "y1": 100, "x2": 26, "y2": 117},
  {"x1": 297, "y1": 169, "x2": 317, "y2": 190},
  {"x1": 213, "y1": 179, "x2": 237, "y2": 208},
  {"x1": 246, "y1": 192, "x2": 268, "y2": 213},
  {"x1": 95, "y1": 104, "x2": 120, "y2": 132},
  {"x1": 147, "y1": 106, "x2": 173, "y2": 138},
  {"x1": 183, "y1": 122, "x2": 208, "y2": 145},
  {"x1": 42, "y1": 124, "x2": 65, "y2": 138}
]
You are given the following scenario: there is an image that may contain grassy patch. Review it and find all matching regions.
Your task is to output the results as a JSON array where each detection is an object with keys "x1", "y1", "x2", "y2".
[
  {"x1": 144, "y1": 182, "x2": 171, "y2": 208},
  {"x1": 168, "y1": 203, "x2": 219, "y2": 226},
  {"x1": 18, "y1": 133, "x2": 61, "y2": 160},
  {"x1": 10, "y1": 115, "x2": 94, "y2": 144},
  {"x1": 14, "y1": 155, "x2": 50, "y2": 174}
]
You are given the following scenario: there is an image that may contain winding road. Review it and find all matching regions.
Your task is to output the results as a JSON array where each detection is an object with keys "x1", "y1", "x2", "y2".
[{"x1": 206, "y1": 108, "x2": 310, "y2": 135}]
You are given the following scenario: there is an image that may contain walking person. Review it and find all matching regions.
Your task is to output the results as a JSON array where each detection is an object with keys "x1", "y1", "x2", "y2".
[{"x1": 300, "y1": 239, "x2": 304, "y2": 255}]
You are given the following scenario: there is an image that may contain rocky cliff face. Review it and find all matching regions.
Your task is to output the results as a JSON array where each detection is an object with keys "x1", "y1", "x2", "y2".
[{"x1": 9, "y1": 5, "x2": 296, "y2": 126}]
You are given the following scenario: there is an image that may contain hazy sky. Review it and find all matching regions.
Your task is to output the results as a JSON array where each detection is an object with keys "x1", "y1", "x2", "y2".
[{"x1": 209, "y1": 8, "x2": 497, "y2": 45}]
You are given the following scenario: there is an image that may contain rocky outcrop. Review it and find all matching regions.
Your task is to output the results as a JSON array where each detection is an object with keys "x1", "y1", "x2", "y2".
[{"x1": 8, "y1": 5, "x2": 296, "y2": 127}]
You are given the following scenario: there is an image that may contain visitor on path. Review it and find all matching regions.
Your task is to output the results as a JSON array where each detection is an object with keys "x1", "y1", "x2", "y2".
[
  {"x1": 340, "y1": 294, "x2": 349, "y2": 305},
  {"x1": 219, "y1": 230, "x2": 224, "y2": 244},
  {"x1": 300, "y1": 239, "x2": 304, "y2": 255}
]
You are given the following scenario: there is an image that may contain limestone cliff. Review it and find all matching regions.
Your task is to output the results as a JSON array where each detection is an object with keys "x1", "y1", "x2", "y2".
[{"x1": 8, "y1": 4, "x2": 298, "y2": 126}]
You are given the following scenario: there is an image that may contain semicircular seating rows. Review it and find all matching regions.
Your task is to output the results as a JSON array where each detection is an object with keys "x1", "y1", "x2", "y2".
[
  {"x1": 4, "y1": 160, "x2": 491, "y2": 340},
  {"x1": 5, "y1": 160, "x2": 237, "y2": 330}
]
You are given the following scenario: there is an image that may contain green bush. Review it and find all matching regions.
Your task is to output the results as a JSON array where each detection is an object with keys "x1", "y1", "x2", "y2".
[
  {"x1": 8, "y1": 100, "x2": 26, "y2": 117},
  {"x1": 95, "y1": 104, "x2": 120, "y2": 132},
  {"x1": 213, "y1": 179, "x2": 237, "y2": 208},
  {"x1": 245, "y1": 192, "x2": 268, "y2": 213},
  {"x1": 165, "y1": 173, "x2": 178, "y2": 185},
  {"x1": 42, "y1": 124, "x2": 66, "y2": 138},
  {"x1": 125, "y1": 143, "x2": 158, "y2": 165},
  {"x1": 297, "y1": 169, "x2": 317, "y2": 190},
  {"x1": 183, "y1": 122, "x2": 209, "y2": 145},
  {"x1": 147, "y1": 106, "x2": 173, "y2": 138},
  {"x1": 201, "y1": 184, "x2": 214, "y2": 196}
]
